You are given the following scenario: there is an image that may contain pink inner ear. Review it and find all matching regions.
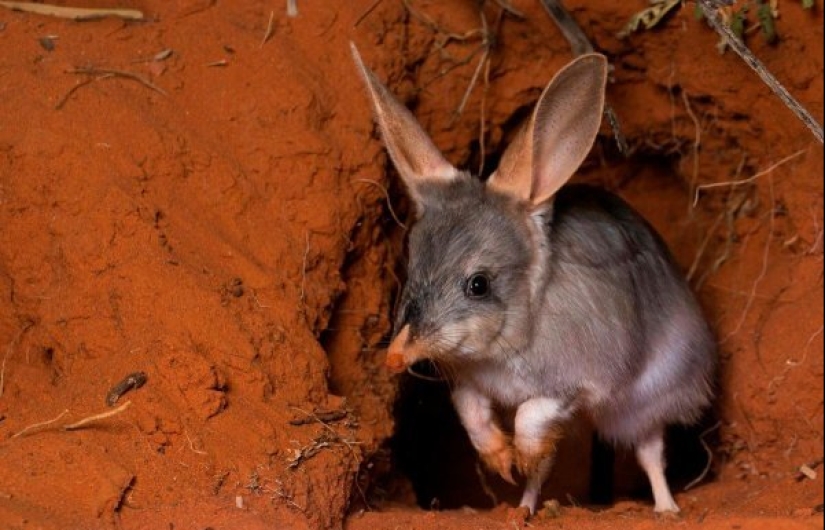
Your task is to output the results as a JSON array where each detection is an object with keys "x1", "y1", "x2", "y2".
[
  {"x1": 528, "y1": 54, "x2": 607, "y2": 205},
  {"x1": 487, "y1": 125, "x2": 533, "y2": 202},
  {"x1": 487, "y1": 54, "x2": 608, "y2": 206}
]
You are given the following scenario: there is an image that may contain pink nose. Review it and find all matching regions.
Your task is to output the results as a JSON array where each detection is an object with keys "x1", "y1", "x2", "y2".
[{"x1": 385, "y1": 325, "x2": 411, "y2": 373}]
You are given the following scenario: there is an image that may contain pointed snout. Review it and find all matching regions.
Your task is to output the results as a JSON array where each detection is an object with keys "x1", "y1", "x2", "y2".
[{"x1": 385, "y1": 324, "x2": 428, "y2": 374}]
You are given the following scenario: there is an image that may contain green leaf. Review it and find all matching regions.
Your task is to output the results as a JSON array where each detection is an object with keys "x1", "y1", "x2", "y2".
[
  {"x1": 802, "y1": 0, "x2": 814, "y2": 9},
  {"x1": 730, "y1": 8, "x2": 747, "y2": 41},
  {"x1": 757, "y1": 2, "x2": 778, "y2": 44}
]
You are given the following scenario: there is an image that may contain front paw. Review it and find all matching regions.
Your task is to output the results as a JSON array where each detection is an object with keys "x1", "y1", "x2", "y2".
[
  {"x1": 479, "y1": 443, "x2": 516, "y2": 485},
  {"x1": 514, "y1": 433, "x2": 560, "y2": 478}
]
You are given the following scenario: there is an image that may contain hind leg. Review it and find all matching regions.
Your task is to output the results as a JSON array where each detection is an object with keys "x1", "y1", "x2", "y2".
[
  {"x1": 635, "y1": 430, "x2": 679, "y2": 513},
  {"x1": 513, "y1": 398, "x2": 570, "y2": 513},
  {"x1": 518, "y1": 453, "x2": 554, "y2": 512}
]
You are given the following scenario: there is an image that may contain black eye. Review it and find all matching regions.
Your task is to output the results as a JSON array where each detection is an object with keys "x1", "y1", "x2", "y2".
[{"x1": 465, "y1": 273, "x2": 491, "y2": 299}]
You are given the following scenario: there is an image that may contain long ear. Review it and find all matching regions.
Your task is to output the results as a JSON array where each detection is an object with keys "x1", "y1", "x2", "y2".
[
  {"x1": 488, "y1": 53, "x2": 607, "y2": 206},
  {"x1": 350, "y1": 43, "x2": 460, "y2": 210}
]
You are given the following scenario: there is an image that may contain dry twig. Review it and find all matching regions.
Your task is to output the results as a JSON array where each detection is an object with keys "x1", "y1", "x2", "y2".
[
  {"x1": 0, "y1": 1, "x2": 143, "y2": 20},
  {"x1": 697, "y1": 0, "x2": 823, "y2": 144}
]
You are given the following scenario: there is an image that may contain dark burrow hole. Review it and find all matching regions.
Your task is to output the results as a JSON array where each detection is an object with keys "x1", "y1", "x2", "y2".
[{"x1": 387, "y1": 361, "x2": 719, "y2": 511}]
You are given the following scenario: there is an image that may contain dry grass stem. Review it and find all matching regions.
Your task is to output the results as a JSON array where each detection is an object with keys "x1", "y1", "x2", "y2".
[
  {"x1": 299, "y1": 231, "x2": 310, "y2": 305},
  {"x1": 261, "y1": 11, "x2": 275, "y2": 47},
  {"x1": 722, "y1": 176, "x2": 776, "y2": 343},
  {"x1": 355, "y1": 0, "x2": 383, "y2": 27},
  {"x1": 694, "y1": 149, "x2": 805, "y2": 206},
  {"x1": 687, "y1": 207, "x2": 726, "y2": 282},
  {"x1": 0, "y1": 321, "x2": 34, "y2": 399},
  {"x1": 185, "y1": 431, "x2": 208, "y2": 455},
  {"x1": 11, "y1": 409, "x2": 69, "y2": 439},
  {"x1": 55, "y1": 77, "x2": 99, "y2": 110},
  {"x1": 68, "y1": 67, "x2": 168, "y2": 98},
  {"x1": 0, "y1": 1, "x2": 143, "y2": 20},
  {"x1": 682, "y1": 91, "x2": 702, "y2": 211},
  {"x1": 64, "y1": 400, "x2": 132, "y2": 431},
  {"x1": 767, "y1": 325, "x2": 823, "y2": 394}
]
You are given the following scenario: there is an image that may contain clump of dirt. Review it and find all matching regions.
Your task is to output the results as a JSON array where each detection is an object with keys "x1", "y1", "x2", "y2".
[{"x1": 0, "y1": 1, "x2": 821, "y2": 530}]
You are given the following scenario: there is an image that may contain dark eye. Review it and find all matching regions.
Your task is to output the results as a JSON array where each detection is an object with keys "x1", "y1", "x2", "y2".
[{"x1": 465, "y1": 273, "x2": 491, "y2": 299}]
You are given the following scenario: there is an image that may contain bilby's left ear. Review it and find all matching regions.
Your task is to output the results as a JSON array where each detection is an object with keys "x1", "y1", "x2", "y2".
[{"x1": 351, "y1": 42, "x2": 461, "y2": 214}]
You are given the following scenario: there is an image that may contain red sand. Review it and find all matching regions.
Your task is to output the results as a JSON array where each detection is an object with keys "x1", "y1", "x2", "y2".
[{"x1": 0, "y1": 1, "x2": 821, "y2": 529}]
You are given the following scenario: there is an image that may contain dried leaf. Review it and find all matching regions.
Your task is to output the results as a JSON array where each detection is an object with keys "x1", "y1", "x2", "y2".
[
  {"x1": 153, "y1": 49, "x2": 174, "y2": 62},
  {"x1": 617, "y1": 0, "x2": 682, "y2": 39}
]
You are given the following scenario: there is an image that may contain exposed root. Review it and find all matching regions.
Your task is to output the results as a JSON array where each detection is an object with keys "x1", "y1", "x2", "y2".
[
  {"x1": 64, "y1": 400, "x2": 132, "y2": 431},
  {"x1": 354, "y1": 179, "x2": 407, "y2": 230},
  {"x1": 684, "y1": 421, "x2": 721, "y2": 491},
  {"x1": 693, "y1": 149, "x2": 806, "y2": 207}
]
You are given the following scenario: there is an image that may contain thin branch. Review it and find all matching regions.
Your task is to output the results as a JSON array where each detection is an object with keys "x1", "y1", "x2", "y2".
[
  {"x1": 697, "y1": 0, "x2": 823, "y2": 144},
  {"x1": 537, "y1": 0, "x2": 592, "y2": 55}
]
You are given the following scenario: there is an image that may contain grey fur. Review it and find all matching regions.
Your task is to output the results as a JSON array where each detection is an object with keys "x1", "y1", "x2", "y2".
[{"x1": 396, "y1": 181, "x2": 715, "y2": 444}]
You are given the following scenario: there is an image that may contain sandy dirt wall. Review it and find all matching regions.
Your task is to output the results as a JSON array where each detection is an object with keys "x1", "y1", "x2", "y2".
[{"x1": 0, "y1": 1, "x2": 822, "y2": 529}]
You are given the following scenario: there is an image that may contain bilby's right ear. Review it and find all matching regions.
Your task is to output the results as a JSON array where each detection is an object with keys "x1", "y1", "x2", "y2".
[
  {"x1": 351, "y1": 42, "x2": 461, "y2": 214},
  {"x1": 487, "y1": 54, "x2": 608, "y2": 207}
]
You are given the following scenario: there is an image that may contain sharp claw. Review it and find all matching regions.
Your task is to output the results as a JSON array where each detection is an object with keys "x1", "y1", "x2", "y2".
[{"x1": 500, "y1": 466, "x2": 517, "y2": 485}]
